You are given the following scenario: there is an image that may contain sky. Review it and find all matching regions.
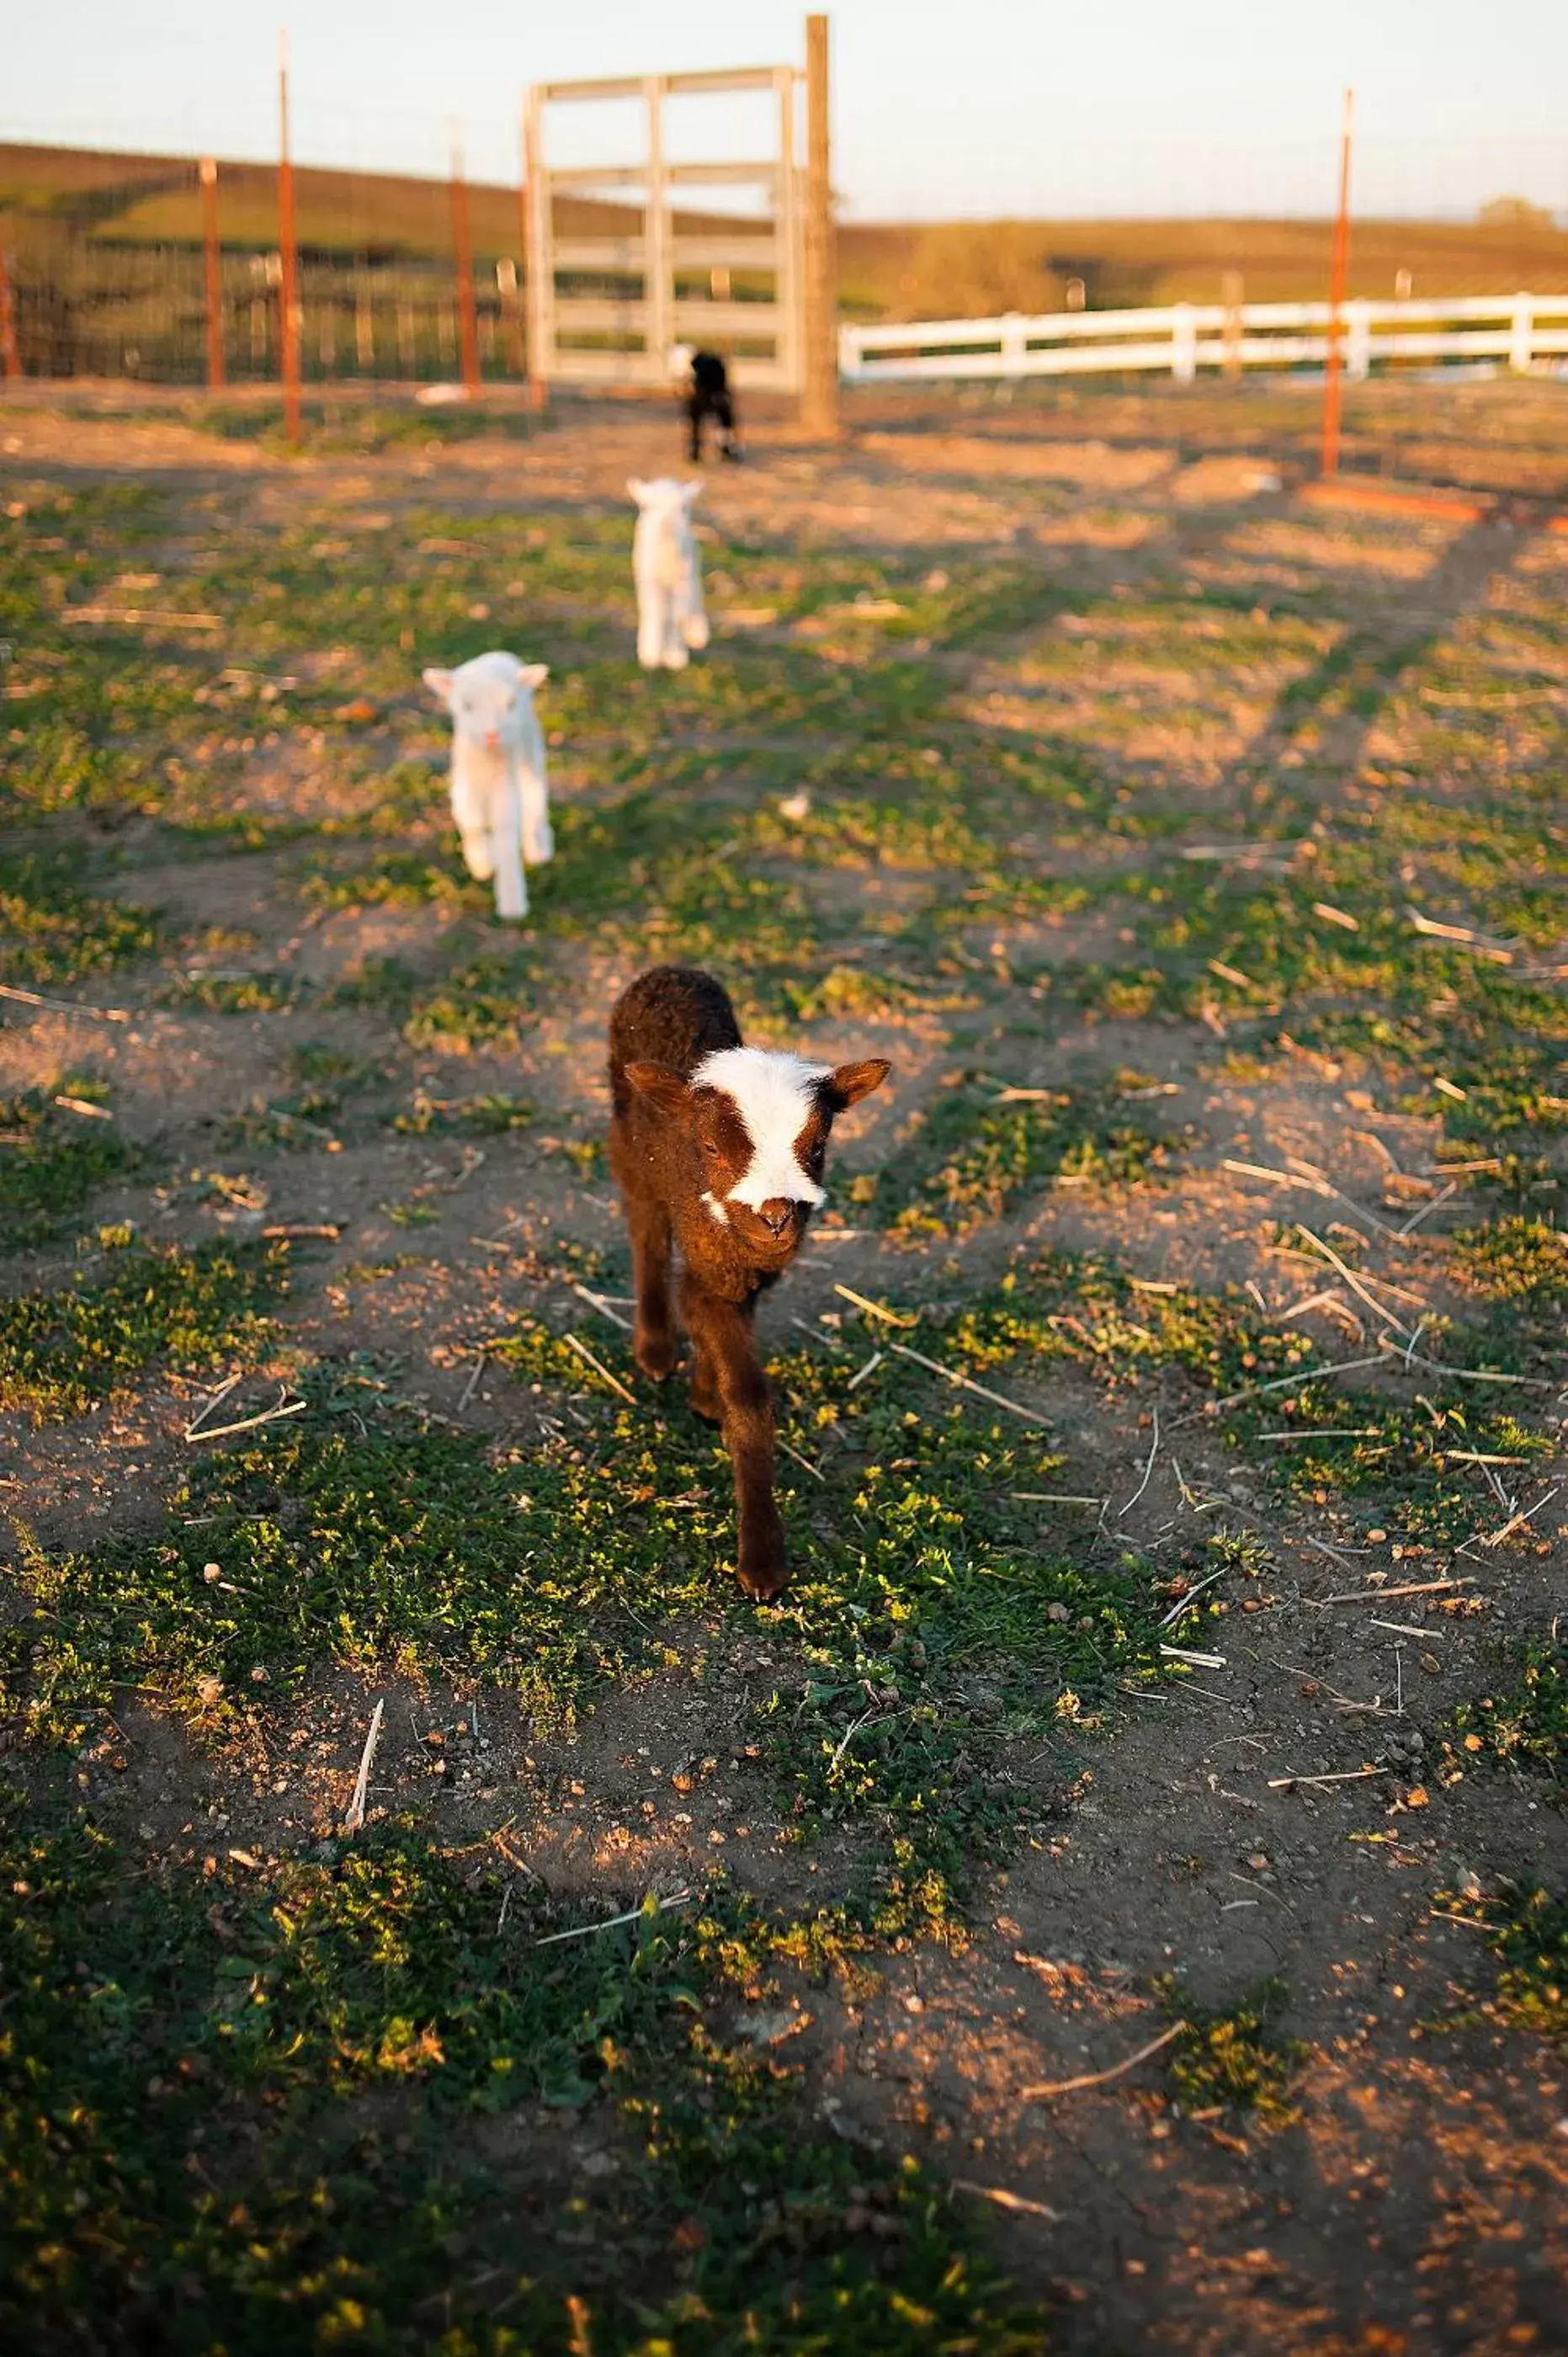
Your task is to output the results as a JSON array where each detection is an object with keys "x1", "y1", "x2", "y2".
[{"x1": 4, "y1": 1, "x2": 1565, "y2": 220}]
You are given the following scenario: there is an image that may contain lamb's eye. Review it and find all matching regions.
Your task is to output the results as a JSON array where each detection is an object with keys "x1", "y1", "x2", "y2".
[{"x1": 703, "y1": 1139, "x2": 725, "y2": 1161}]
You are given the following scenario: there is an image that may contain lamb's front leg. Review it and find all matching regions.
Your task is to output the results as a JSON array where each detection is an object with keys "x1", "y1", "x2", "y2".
[
  {"x1": 681, "y1": 558, "x2": 710, "y2": 652},
  {"x1": 661, "y1": 589, "x2": 691, "y2": 672},
  {"x1": 450, "y1": 748, "x2": 496, "y2": 882},
  {"x1": 488, "y1": 765, "x2": 528, "y2": 921},
  {"x1": 636, "y1": 575, "x2": 667, "y2": 671},
  {"x1": 681, "y1": 1280, "x2": 784, "y2": 1599},
  {"x1": 518, "y1": 750, "x2": 553, "y2": 867}
]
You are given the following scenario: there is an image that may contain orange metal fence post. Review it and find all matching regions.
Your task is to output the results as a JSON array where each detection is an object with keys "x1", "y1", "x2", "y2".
[
  {"x1": 278, "y1": 31, "x2": 302, "y2": 448},
  {"x1": 0, "y1": 231, "x2": 20, "y2": 380},
  {"x1": 522, "y1": 93, "x2": 546, "y2": 411},
  {"x1": 450, "y1": 138, "x2": 481, "y2": 398},
  {"x1": 199, "y1": 157, "x2": 226, "y2": 391},
  {"x1": 1320, "y1": 88, "x2": 1354, "y2": 480}
]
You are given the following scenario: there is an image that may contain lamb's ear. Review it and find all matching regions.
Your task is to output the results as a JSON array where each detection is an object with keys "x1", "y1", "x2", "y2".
[
  {"x1": 422, "y1": 666, "x2": 456, "y2": 704},
  {"x1": 518, "y1": 662, "x2": 549, "y2": 691},
  {"x1": 623, "y1": 1061, "x2": 690, "y2": 1118},
  {"x1": 680, "y1": 480, "x2": 702, "y2": 508},
  {"x1": 825, "y1": 1058, "x2": 891, "y2": 1111},
  {"x1": 627, "y1": 476, "x2": 651, "y2": 505}
]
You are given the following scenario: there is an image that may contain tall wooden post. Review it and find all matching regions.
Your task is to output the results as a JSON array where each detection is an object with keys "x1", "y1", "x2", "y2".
[
  {"x1": 199, "y1": 158, "x2": 226, "y2": 390},
  {"x1": 644, "y1": 77, "x2": 671, "y2": 390},
  {"x1": 278, "y1": 31, "x2": 302, "y2": 448},
  {"x1": 1320, "y1": 88, "x2": 1354, "y2": 480},
  {"x1": 523, "y1": 87, "x2": 548, "y2": 411},
  {"x1": 1220, "y1": 268, "x2": 1243, "y2": 381},
  {"x1": 450, "y1": 136, "x2": 481, "y2": 398},
  {"x1": 801, "y1": 13, "x2": 837, "y2": 439},
  {"x1": 0, "y1": 231, "x2": 20, "y2": 381},
  {"x1": 513, "y1": 109, "x2": 531, "y2": 386}
]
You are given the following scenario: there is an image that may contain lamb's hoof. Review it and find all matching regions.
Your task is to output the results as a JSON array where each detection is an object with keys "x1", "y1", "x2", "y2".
[
  {"x1": 683, "y1": 625, "x2": 710, "y2": 652},
  {"x1": 662, "y1": 647, "x2": 690, "y2": 672},
  {"x1": 736, "y1": 1553, "x2": 789, "y2": 1602},
  {"x1": 635, "y1": 1331, "x2": 676, "y2": 1383},
  {"x1": 688, "y1": 1376, "x2": 720, "y2": 1424}
]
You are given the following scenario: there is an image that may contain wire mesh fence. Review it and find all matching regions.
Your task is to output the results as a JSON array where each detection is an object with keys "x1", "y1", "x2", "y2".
[{"x1": 1, "y1": 122, "x2": 1565, "y2": 389}]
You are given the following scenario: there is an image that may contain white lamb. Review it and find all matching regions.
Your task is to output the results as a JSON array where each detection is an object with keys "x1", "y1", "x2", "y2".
[
  {"x1": 422, "y1": 651, "x2": 553, "y2": 922},
  {"x1": 629, "y1": 476, "x2": 710, "y2": 671}
]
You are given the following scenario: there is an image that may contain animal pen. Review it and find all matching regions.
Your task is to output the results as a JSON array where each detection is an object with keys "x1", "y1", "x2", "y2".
[{"x1": 0, "y1": 14, "x2": 839, "y2": 438}]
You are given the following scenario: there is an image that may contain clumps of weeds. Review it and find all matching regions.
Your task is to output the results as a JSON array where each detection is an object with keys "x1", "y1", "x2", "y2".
[
  {"x1": 326, "y1": 954, "x2": 419, "y2": 1018},
  {"x1": 220, "y1": 1089, "x2": 344, "y2": 1152},
  {"x1": 402, "y1": 945, "x2": 543, "y2": 1054},
  {"x1": 0, "y1": 1080, "x2": 141, "y2": 1252},
  {"x1": 863, "y1": 1077, "x2": 1189, "y2": 1237},
  {"x1": 157, "y1": 969, "x2": 309, "y2": 1014},
  {"x1": 1450, "y1": 1215, "x2": 1567, "y2": 1337},
  {"x1": 777, "y1": 961, "x2": 958, "y2": 1025},
  {"x1": 300, "y1": 852, "x2": 481, "y2": 916},
  {"x1": 0, "y1": 855, "x2": 162, "y2": 987},
  {"x1": 1437, "y1": 1636, "x2": 1566, "y2": 1790},
  {"x1": 391, "y1": 1088, "x2": 533, "y2": 1136},
  {"x1": 3, "y1": 1383, "x2": 707, "y2": 1742},
  {"x1": 0, "y1": 1238, "x2": 286, "y2": 1424},
  {"x1": 0, "y1": 1797, "x2": 1051, "y2": 2355},
  {"x1": 1158, "y1": 1976, "x2": 1309, "y2": 2128},
  {"x1": 938, "y1": 1251, "x2": 1318, "y2": 1404},
  {"x1": 1227, "y1": 1386, "x2": 1555, "y2": 1548},
  {"x1": 1433, "y1": 1881, "x2": 1567, "y2": 2042}
]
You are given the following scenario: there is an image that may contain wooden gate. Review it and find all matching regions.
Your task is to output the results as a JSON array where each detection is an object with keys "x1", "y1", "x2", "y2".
[{"x1": 524, "y1": 62, "x2": 805, "y2": 394}]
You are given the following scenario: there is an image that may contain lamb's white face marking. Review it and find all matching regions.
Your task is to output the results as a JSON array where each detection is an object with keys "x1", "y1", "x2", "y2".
[
  {"x1": 423, "y1": 651, "x2": 548, "y2": 751},
  {"x1": 700, "y1": 1189, "x2": 731, "y2": 1226},
  {"x1": 692, "y1": 1046, "x2": 831, "y2": 1210}
]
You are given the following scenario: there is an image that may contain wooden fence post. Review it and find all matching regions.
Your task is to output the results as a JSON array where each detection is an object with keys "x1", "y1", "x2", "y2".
[
  {"x1": 278, "y1": 32, "x2": 302, "y2": 448},
  {"x1": 450, "y1": 136, "x2": 481, "y2": 398},
  {"x1": 199, "y1": 158, "x2": 226, "y2": 390},
  {"x1": 1171, "y1": 302, "x2": 1197, "y2": 383},
  {"x1": 1509, "y1": 293, "x2": 1533, "y2": 374},
  {"x1": 801, "y1": 13, "x2": 838, "y2": 439},
  {"x1": 1320, "y1": 88, "x2": 1354, "y2": 479},
  {"x1": 1221, "y1": 269, "x2": 1243, "y2": 380}
]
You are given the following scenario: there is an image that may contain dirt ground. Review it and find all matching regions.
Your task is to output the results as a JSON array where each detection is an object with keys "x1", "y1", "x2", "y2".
[{"x1": 2, "y1": 373, "x2": 1565, "y2": 2354}]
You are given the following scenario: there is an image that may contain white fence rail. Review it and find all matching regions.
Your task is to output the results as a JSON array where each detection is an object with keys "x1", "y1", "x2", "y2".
[{"x1": 838, "y1": 294, "x2": 1568, "y2": 386}]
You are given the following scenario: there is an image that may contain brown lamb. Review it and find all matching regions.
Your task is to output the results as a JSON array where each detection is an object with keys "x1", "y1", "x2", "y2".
[{"x1": 608, "y1": 966, "x2": 890, "y2": 1598}]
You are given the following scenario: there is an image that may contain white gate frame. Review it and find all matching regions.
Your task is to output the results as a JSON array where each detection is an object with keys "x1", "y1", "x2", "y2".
[{"x1": 525, "y1": 64, "x2": 805, "y2": 392}]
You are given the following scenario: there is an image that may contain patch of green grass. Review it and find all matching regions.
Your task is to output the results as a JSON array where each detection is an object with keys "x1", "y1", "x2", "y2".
[
  {"x1": 1159, "y1": 1976, "x2": 1308, "y2": 2126},
  {"x1": 0, "y1": 856, "x2": 162, "y2": 988},
  {"x1": 403, "y1": 947, "x2": 542, "y2": 1055},
  {"x1": 1435, "y1": 1881, "x2": 1568, "y2": 2042},
  {"x1": 0, "y1": 1240, "x2": 286, "y2": 1423},
  {"x1": 1451, "y1": 1216, "x2": 1567, "y2": 1308},
  {"x1": 1438, "y1": 1637, "x2": 1566, "y2": 1790},
  {"x1": 1228, "y1": 1388, "x2": 1555, "y2": 1547},
  {"x1": 391, "y1": 1090, "x2": 533, "y2": 1136},
  {"x1": 301, "y1": 852, "x2": 482, "y2": 916},
  {"x1": 0, "y1": 1081, "x2": 140, "y2": 1252},
  {"x1": 12, "y1": 1312, "x2": 1162, "y2": 1888},
  {"x1": 0, "y1": 1796, "x2": 1051, "y2": 2355},
  {"x1": 220, "y1": 1089, "x2": 344, "y2": 1152},
  {"x1": 157, "y1": 970, "x2": 309, "y2": 1014},
  {"x1": 862, "y1": 1077, "x2": 1188, "y2": 1238}
]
